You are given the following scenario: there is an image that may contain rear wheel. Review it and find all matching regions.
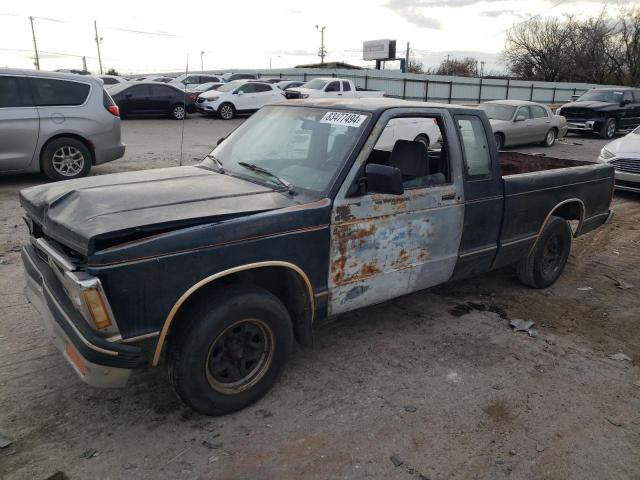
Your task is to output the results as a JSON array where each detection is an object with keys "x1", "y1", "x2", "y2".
[
  {"x1": 516, "y1": 215, "x2": 572, "y2": 289},
  {"x1": 167, "y1": 284, "x2": 293, "y2": 415},
  {"x1": 218, "y1": 102, "x2": 235, "y2": 120},
  {"x1": 542, "y1": 128, "x2": 557, "y2": 147},
  {"x1": 599, "y1": 117, "x2": 616, "y2": 139},
  {"x1": 414, "y1": 134, "x2": 430, "y2": 149},
  {"x1": 41, "y1": 137, "x2": 91, "y2": 181}
]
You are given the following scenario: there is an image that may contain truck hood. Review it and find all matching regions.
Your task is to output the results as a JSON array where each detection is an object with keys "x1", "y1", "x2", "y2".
[
  {"x1": 287, "y1": 87, "x2": 320, "y2": 96},
  {"x1": 20, "y1": 166, "x2": 297, "y2": 256},
  {"x1": 561, "y1": 101, "x2": 617, "y2": 110}
]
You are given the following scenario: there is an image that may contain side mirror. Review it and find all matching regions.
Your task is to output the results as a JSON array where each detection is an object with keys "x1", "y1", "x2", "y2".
[
  {"x1": 515, "y1": 115, "x2": 526, "y2": 122},
  {"x1": 365, "y1": 164, "x2": 404, "y2": 195},
  {"x1": 622, "y1": 99, "x2": 631, "y2": 105},
  {"x1": 217, "y1": 137, "x2": 225, "y2": 146},
  {"x1": 236, "y1": 90, "x2": 244, "y2": 96}
]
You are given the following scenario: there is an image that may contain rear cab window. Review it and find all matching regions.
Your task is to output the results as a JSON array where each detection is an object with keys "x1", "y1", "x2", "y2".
[
  {"x1": 29, "y1": 77, "x2": 90, "y2": 106},
  {"x1": 455, "y1": 115, "x2": 492, "y2": 180}
]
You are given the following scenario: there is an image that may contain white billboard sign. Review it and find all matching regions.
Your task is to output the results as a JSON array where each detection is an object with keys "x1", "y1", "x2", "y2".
[{"x1": 363, "y1": 39, "x2": 396, "y2": 61}]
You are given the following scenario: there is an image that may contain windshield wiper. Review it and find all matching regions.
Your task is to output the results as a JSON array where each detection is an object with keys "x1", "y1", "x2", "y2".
[
  {"x1": 205, "y1": 154, "x2": 225, "y2": 173},
  {"x1": 237, "y1": 162, "x2": 294, "y2": 193}
]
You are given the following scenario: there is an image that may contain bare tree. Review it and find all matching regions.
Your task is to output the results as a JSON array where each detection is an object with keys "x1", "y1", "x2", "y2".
[
  {"x1": 407, "y1": 57, "x2": 424, "y2": 74},
  {"x1": 436, "y1": 57, "x2": 477, "y2": 76},
  {"x1": 503, "y1": 17, "x2": 573, "y2": 81},
  {"x1": 617, "y1": 7, "x2": 640, "y2": 86}
]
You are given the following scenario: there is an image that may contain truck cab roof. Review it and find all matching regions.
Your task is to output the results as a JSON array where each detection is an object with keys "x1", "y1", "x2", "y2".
[{"x1": 283, "y1": 97, "x2": 478, "y2": 115}]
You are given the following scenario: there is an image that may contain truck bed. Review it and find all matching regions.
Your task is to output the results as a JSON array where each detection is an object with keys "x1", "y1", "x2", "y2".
[
  {"x1": 499, "y1": 152, "x2": 592, "y2": 176},
  {"x1": 494, "y1": 151, "x2": 614, "y2": 269}
]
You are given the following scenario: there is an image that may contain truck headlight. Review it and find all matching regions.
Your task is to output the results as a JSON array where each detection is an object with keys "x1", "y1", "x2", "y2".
[
  {"x1": 599, "y1": 147, "x2": 615, "y2": 161},
  {"x1": 83, "y1": 288, "x2": 113, "y2": 330}
]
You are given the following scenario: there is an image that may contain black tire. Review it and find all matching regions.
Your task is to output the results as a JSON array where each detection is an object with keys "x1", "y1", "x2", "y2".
[
  {"x1": 218, "y1": 102, "x2": 235, "y2": 120},
  {"x1": 170, "y1": 103, "x2": 187, "y2": 120},
  {"x1": 41, "y1": 137, "x2": 92, "y2": 181},
  {"x1": 167, "y1": 284, "x2": 293, "y2": 416},
  {"x1": 542, "y1": 128, "x2": 557, "y2": 147},
  {"x1": 599, "y1": 117, "x2": 616, "y2": 139},
  {"x1": 494, "y1": 133, "x2": 504, "y2": 150},
  {"x1": 516, "y1": 216, "x2": 572, "y2": 289},
  {"x1": 414, "y1": 134, "x2": 430, "y2": 149}
]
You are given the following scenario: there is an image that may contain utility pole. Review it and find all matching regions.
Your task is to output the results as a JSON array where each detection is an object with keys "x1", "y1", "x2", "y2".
[
  {"x1": 94, "y1": 21, "x2": 103, "y2": 74},
  {"x1": 480, "y1": 60, "x2": 485, "y2": 78},
  {"x1": 82, "y1": 56, "x2": 87, "y2": 72},
  {"x1": 315, "y1": 25, "x2": 326, "y2": 65},
  {"x1": 201, "y1": 51, "x2": 204, "y2": 72},
  {"x1": 405, "y1": 41, "x2": 410, "y2": 67},
  {"x1": 29, "y1": 16, "x2": 40, "y2": 70}
]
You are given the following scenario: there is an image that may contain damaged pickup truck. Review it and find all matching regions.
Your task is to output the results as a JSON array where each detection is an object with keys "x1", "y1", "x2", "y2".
[{"x1": 20, "y1": 99, "x2": 615, "y2": 415}]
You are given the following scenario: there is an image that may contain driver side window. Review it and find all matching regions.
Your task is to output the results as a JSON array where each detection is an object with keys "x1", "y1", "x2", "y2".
[{"x1": 367, "y1": 116, "x2": 449, "y2": 189}]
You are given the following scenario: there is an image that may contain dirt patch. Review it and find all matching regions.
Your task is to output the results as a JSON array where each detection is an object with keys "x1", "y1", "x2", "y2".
[{"x1": 483, "y1": 399, "x2": 514, "y2": 423}]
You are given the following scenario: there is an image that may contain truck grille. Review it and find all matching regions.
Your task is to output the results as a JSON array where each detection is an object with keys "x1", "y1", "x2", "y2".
[
  {"x1": 611, "y1": 158, "x2": 640, "y2": 175},
  {"x1": 563, "y1": 108, "x2": 591, "y2": 119}
]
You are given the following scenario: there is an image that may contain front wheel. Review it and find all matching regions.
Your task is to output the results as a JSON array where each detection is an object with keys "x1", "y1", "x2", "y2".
[
  {"x1": 599, "y1": 117, "x2": 616, "y2": 139},
  {"x1": 218, "y1": 102, "x2": 235, "y2": 120},
  {"x1": 494, "y1": 133, "x2": 504, "y2": 150},
  {"x1": 167, "y1": 284, "x2": 293, "y2": 416},
  {"x1": 516, "y1": 216, "x2": 572, "y2": 289},
  {"x1": 170, "y1": 103, "x2": 186, "y2": 120},
  {"x1": 542, "y1": 128, "x2": 557, "y2": 147}
]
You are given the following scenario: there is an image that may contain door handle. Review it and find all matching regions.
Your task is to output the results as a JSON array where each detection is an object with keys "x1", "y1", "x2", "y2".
[{"x1": 337, "y1": 93, "x2": 343, "y2": 96}]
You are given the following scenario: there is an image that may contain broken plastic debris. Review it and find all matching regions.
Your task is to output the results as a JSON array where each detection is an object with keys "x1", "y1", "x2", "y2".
[
  {"x1": 0, "y1": 436, "x2": 12, "y2": 448},
  {"x1": 608, "y1": 353, "x2": 631, "y2": 362},
  {"x1": 510, "y1": 319, "x2": 535, "y2": 333},
  {"x1": 577, "y1": 286, "x2": 592, "y2": 291}
]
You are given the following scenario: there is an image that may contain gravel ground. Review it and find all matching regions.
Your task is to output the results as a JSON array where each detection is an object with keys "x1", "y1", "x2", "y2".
[{"x1": 0, "y1": 116, "x2": 639, "y2": 480}]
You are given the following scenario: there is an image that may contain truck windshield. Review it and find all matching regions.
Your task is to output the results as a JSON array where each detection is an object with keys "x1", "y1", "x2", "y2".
[
  {"x1": 202, "y1": 106, "x2": 370, "y2": 193},
  {"x1": 478, "y1": 104, "x2": 516, "y2": 121},
  {"x1": 303, "y1": 79, "x2": 329, "y2": 90},
  {"x1": 577, "y1": 90, "x2": 624, "y2": 103}
]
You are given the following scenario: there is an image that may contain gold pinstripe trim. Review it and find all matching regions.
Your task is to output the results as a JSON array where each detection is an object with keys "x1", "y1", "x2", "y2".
[{"x1": 151, "y1": 261, "x2": 314, "y2": 366}]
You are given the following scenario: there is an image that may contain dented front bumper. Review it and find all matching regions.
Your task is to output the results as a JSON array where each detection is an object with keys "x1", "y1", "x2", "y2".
[{"x1": 21, "y1": 244, "x2": 145, "y2": 388}]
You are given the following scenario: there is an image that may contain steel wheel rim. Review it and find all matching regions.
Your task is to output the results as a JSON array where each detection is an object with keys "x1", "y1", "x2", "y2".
[
  {"x1": 205, "y1": 318, "x2": 274, "y2": 395},
  {"x1": 607, "y1": 121, "x2": 615, "y2": 137},
  {"x1": 540, "y1": 233, "x2": 563, "y2": 277},
  {"x1": 173, "y1": 105, "x2": 185, "y2": 119},
  {"x1": 546, "y1": 130, "x2": 555, "y2": 145},
  {"x1": 220, "y1": 105, "x2": 232, "y2": 119},
  {"x1": 52, "y1": 146, "x2": 85, "y2": 177}
]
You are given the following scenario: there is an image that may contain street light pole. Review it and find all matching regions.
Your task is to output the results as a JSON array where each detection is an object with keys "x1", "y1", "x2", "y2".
[
  {"x1": 269, "y1": 55, "x2": 280, "y2": 69},
  {"x1": 94, "y1": 20, "x2": 103, "y2": 74},
  {"x1": 201, "y1": 51, "x2": 204, "y2": 72},
  {"x1": 315, "y1": 25, "x2": 326, "y2": 65},
  {"x1": 29, "y1": 16, "x2": 40, "y2": 70}
]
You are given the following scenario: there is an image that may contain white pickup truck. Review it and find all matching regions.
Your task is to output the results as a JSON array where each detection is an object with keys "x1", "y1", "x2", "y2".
[{"x1": 285, "y1": 78, "x2": 385, "y2": 99}]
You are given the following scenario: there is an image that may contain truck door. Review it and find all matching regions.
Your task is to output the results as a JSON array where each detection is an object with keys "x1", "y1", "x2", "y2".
[
  {"x1": 0, "y1": 74, "x2": 39, "y2": 171},
  {"x1": 450, "y1": 114, "x2": 504, "y2": 280},
  {"x1": 341, "y1": 81, "x2": 353, "y2": 97},
  {"x1": 329, "y1": 109, "x2": 465, "y2": 316},
  {"x1": 324, "y1": 81, "x2": 342, "y2": 98}
]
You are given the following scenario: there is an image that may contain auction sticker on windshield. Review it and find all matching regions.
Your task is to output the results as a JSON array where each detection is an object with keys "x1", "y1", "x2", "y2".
[{"x1": 320, "y1": 111, "x2": 367, "y2": 128}]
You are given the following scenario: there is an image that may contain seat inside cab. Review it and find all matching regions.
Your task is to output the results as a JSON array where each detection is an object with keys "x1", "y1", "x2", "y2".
[{"x1": 367, "y1": 116, "x2": 450, "y2": 188}]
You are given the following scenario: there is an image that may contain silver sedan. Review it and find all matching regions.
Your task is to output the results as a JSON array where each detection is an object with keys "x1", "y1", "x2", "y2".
[
  {"x1": 598, "y1": 127, "x2": 640, "y2": 193},
  {"x1": 478, "y1": 100, "x2": 568, "y2": 150}
]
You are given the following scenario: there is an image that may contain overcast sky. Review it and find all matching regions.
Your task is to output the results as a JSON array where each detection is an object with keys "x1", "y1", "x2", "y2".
[{"x1": 0, "y1": 0, "x2": 634, "y2": 74}]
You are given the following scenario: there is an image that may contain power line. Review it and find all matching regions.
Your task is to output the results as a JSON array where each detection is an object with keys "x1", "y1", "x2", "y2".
[
  {"x1": 0, "y1": 47, "x2": 102, "y2": 60},
  {"x1": 482, "y1": 0, "x2": 569, "y2": 39}
]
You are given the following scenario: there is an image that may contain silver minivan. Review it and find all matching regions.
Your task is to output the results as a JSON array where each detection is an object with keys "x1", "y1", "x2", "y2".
[{"x1": 0, "y1": 69, "x2": 125, "y2": 180}]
